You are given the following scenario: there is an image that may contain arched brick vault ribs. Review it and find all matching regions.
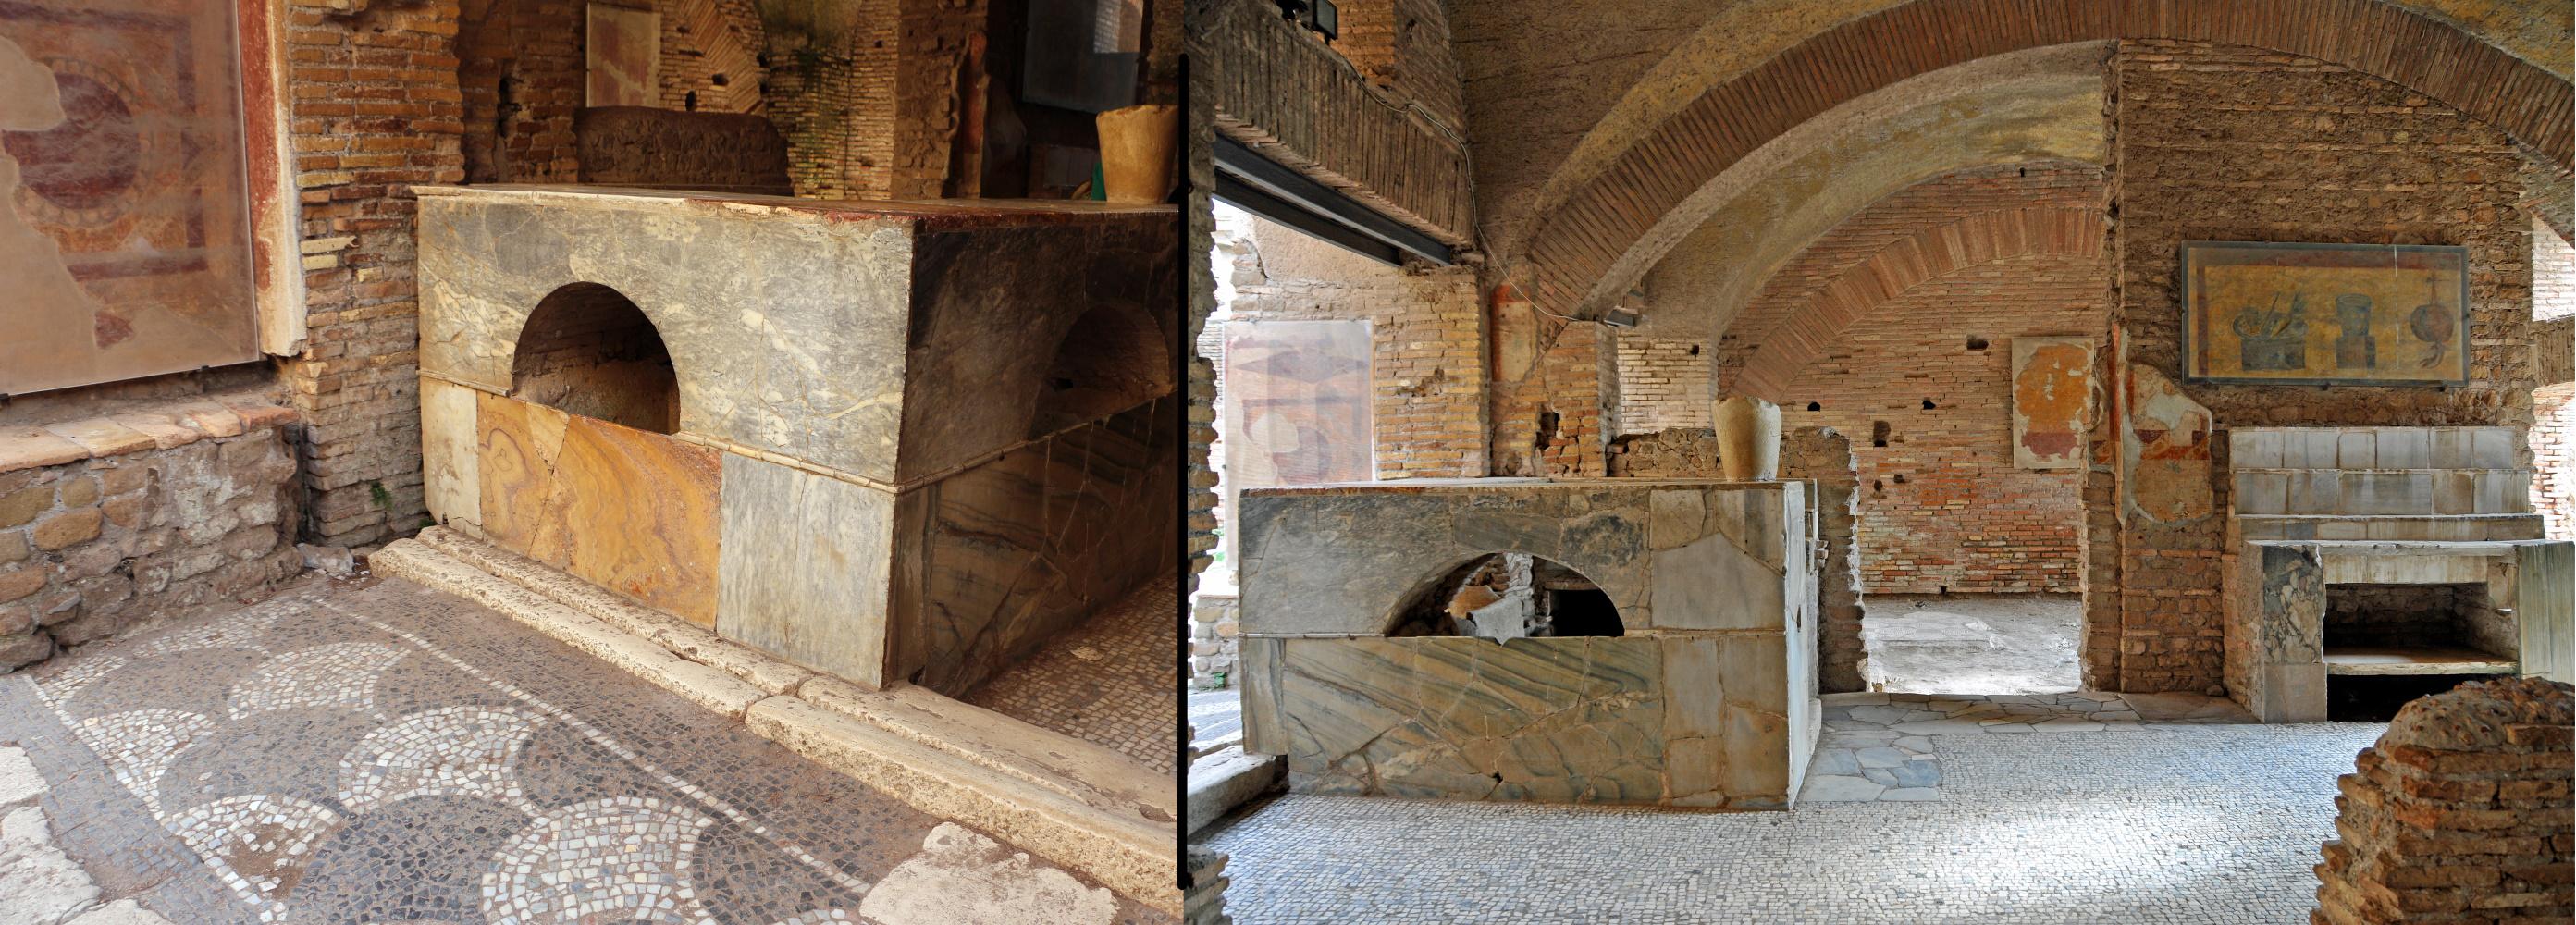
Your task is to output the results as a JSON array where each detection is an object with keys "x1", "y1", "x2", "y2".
[
  {"x1": 1627, "y1": 47, "x2": 2107, "y2": 343},
  {"x1": 1731, "y1": 205, "x2": 2106, "y2": 400},
  {"x1": 1503, "y1": 0, "x2": 2575, "y2": 324}
]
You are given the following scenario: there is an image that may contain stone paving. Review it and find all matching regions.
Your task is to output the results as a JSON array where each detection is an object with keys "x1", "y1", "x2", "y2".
[
  {"x1": 1185, "y1": 688, "x2": 1241, "y2": 751},
  {"x1": 965, "y1": 574, "x2": 1180, "y2": 773},
  {"x1": 1205, "y1": 712, "x2": 2384, "y2": 924},
  {"x1": 0, "y1": 575, "x2": 1173, "y2": 925},
  {"x1": 1801, "y1": 690, "x2": 2255, "y2": 803}
]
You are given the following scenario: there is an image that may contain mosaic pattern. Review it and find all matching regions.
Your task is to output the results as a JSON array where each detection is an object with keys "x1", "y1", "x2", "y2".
[
  {"x1": 1801, "y1": 691, "x2": 2258, "y2": 803},
  {"x1": 1205, "y1": 721, "x2": 2387, "y2": 924},
  {"x1": 965, "y1": 574, "x2": 1181, "y2": 773},
  {"x1": 3, "y1": 576, "x2": 1172, "y2": 925}
]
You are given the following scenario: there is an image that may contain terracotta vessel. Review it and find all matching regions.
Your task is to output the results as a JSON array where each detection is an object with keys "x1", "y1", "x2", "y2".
[
  {"x1": 1096, "y1": 104, "x2": 1179, "y2": 204},
  {"x1": 1715, "y1": 395, "x2": 1781, "y2": 481}
]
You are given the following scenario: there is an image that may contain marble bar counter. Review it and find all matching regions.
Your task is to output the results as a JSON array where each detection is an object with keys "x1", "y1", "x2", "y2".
[
  {"x1": 415, "y1": 185, "x2": 1178, "y2": 697},
  {"x1": 1234, "y1": 478, "x2": 1822, "y2": 808}
]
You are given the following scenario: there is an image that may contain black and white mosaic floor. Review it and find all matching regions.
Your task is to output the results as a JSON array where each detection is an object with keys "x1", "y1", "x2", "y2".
[
  {"x1": 0, "y1": 576, "x2": 1173, "y2": 925},
  {"x1": 1204, "y1": 717, "x2": 2387, "y2": 924}
]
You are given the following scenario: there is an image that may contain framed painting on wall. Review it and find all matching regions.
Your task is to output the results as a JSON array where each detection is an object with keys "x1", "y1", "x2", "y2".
[
  {"x1": 0, "y1": 0, "x2": 260, "y2": 396},
  {"x1": 2010, "y1": 336, "x2": 2096, "y2": 470},
  {"x1": 2181, "y1": 240, "x2": 2470, "y2": 387}
]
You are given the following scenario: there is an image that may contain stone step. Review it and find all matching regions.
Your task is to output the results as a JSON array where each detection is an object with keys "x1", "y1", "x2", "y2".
[
  {"x1": 2231, "y1": 469, "x2": 2531, "y2": 516},
  {"x1": 2236, "y1": 513, "x2": 2545, "y2": 542},
  {"x1": 375, "y1": 533, "x2": 1178, "y2": 908}
]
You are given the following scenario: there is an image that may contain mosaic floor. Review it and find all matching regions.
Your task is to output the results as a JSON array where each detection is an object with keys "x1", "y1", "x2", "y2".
[
  {"x1": 1205, "y1": 718, "x2": 2385, "y2": 924},
  {"x1": 1801, "y1": 690, "x2": 2255, "y2": 803},
  {"x1": 964, "y1": 574, "x2": 1180, "y2": 773},
  {"x1": 0, "y1": 575, "x2": 1173, "y2": 925}
]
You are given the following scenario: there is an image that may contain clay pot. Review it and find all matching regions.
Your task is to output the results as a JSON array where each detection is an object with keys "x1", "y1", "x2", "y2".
[
  {"x1": 1096, "y1": 105, "x2": 1179, "y2": 204},
  {"x1": 1714, "y1": 395, "x2": 1781, "y2": 481}
]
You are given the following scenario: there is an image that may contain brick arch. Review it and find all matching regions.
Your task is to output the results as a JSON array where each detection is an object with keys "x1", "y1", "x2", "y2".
[
  {"x1": 1733, "y1": 206, "x2": 2104, "y2": 400},
  {"x1": 1520, "y1": 0, "x2": 2573, "y2": 324}
]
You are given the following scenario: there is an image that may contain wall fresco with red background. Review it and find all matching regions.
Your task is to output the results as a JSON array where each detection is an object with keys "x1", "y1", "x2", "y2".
[{"x1": 0, "y1": 0, "x2": 257, "y2": 395}]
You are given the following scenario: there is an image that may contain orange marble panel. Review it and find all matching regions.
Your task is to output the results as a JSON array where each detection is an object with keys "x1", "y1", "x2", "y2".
[
  {"x1": 552, "y1": 414, "x2": 722, "y2": 625},
  {"x1": 474, "y1": 392, "x2": 721, "y2": 625},
  {"x1": 475, "y1": 391, "x2": 571, "y2": 562}
]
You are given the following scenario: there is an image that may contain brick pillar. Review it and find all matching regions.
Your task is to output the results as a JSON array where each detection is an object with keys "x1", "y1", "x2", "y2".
[
  {"x1": 1783, "y1": 426, "x2": 1865, "y2": 693},
  {"x1": 2313, "y1": 677, "x2": 2573, "y2": 924},
  {"x1": 280, "y1": 0, "x2": 468, "y2": 548}
]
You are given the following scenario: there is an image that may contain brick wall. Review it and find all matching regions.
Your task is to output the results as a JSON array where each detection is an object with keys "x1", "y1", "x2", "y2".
[
  {"x1": 656, "y1": 0, "x2": 764, "y2": 113},
  {"x1": 1612, "y1": 336, "x2": 1710, "y2": 435},
  {"x1": 284, "y1": 0, "x2": 467, "y2": 548},
  {"x1": 891, "y1": 0, "x2": 983, "y2": 199},
  {"x1": 1202, "y1": 0, "x2": 1473, "y2": 246},
  {"x1": 0, "y1": 396, "x2": 305, "y2": 671},
  {"x1": 458, "y1": 0, "x2": 581, "y2": 185},
  {"x1": 1217, "y1": 214, "x2": 1487, "y2": 478},
  {"x1": 1325, "y1": 0, "x2": 1465, "y2": 139},
  {"x1": 1716, "y1": 164, "x2": 2109, "y2": 595},
  {"x1": 1186, "y1": 0, "x2": 1222, "y2": 589},
  {"x1": 2312, "y1": 676, "x2": 2572, "y2": 925},
  {"x1": 1493, "y1": 322, "x2": 1614, "y2": 477},
  {"x1": 2533, "y1": 220, "x2": 2576, "y2": 540},
  {"x1": 2108, "y1": 40, "x2": 2536, "y2": 694},
  {"x1": 1770, "y1": 253, "x2": 2102, "y2": 594},
  {"x1": 2536, "y1": 383, "x2": 2574, "y2": 540},
  {"x1": 762, "y1": 4, "x2": 901, "y2": 199}
]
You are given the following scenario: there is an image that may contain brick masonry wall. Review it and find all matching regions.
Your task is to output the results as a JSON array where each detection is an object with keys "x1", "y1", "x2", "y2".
[
  {"x1": 1202, "y1": 0, "x2": 1473, "y2": 246},
  {"x1": 1719, "y1": 162, "x2": 2107, "y2": 392},
  {"x1": 1325, "y1": 0, "x2": 1466, "y2": 140},
  {"x1": 458, "y1": 0, "x2": 581, "y2": 185},
  {"x1": 1493, "y1": 323, "x2": 1614, "y2": 477},
  {"x1": 1606, "y1": 428, "x2": 1719, "y2": 477},
  {"x1": 762, "y1": 4, "x2": 901, "y2": 199},
  {"x1": 1712, "y1": 165, "x2": 2108, "y2": 595},
  {"x1": 1613, "y1": 336, "x2": 1711, "y2": 435},
  {"x1": 1186, "y1": 0, "x2": 1222, "y2": 590},
  {"x1": 2312, "y1": 676, "x2": 2572, "y2": 925},
  {"x1": 656, "y1": 0, "x2": 765, "y2": 114},
  {"x1": 284, "y1": 0, "x2": 467, "y2": 548},
  {"x1": 2532, "y1": 221, "x2": 2576, "y2": 540},
  {"x1": 2109, "y1": 40, "x2": 2536, "y2": 694},
  {"x1": 2536, "y1": 383, "x2": 2574, "y2": 540},
  {"x1": 1770, "y1": 253, "x2": 2104, "y2": 594},
  {"x1": 0, "y1": 397, "x2": 305, "y2": 671},
  {"x1": 891, "y1": 0, "x2": 982, "y2": 199},
  {"x1": 1782, "y1": 426, "x2": 1867, "y2": 694},
  {"x1": 1218, "y1": 215, "x2": 1487, "y2": 479}
]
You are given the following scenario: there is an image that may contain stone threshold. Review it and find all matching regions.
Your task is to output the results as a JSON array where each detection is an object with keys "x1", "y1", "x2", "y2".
[
  {"x1": 371, "y1": 527, "x2": 1178, "y2": 911},
  {"x1": 0, "y1": 389, "x2": 298, "y2": 475}
]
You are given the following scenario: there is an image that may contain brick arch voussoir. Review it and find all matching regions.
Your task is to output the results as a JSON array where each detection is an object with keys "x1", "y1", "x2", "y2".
[{"x1": 1734, "y1": 206, "x2": 2104, "y2": 399}]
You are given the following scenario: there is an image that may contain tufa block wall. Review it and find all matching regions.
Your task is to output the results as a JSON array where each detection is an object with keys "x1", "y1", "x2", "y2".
[{"x1": 0, "y1": 397, "x2": 305, "y2": 671}]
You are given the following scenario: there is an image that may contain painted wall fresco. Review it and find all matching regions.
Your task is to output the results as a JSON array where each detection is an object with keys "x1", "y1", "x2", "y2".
[
  {"x1": 585, "y1": 4, "x2": 659, "y2": 108},
  {"x1": 1221, "y1": 320, "x2": 1374, "y2": 487},
  {"x1": 0, "y1": 2, "x2": 258, "y2": 395},
  {"x1": 2183, "y1": 241, "x2": 2470, "y2": 386},
  {"x1": 2011, "y1": 336, "x2": 2095, "y2": 470}
]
